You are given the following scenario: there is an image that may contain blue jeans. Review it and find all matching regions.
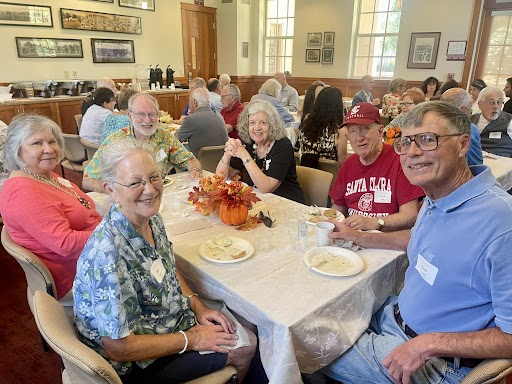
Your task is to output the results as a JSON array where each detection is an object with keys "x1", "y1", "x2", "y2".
[{"x1": 320, "y1": 297, "x2": 471, "y2": 384}]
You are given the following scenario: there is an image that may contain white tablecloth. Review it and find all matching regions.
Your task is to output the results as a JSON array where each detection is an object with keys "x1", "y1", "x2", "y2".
[
  {"x1": 484, "y1": 153, "x2": 512, "y2": 191},
  {"x1": 159, "y1": 173, "x2": 407, "y2": 384}
]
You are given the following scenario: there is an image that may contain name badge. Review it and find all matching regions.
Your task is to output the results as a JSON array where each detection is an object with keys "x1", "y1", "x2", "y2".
[
  {"x1": 415, "y1": 253, "x2": 438, "y2": 286},
  {"x1": 57, "y1": 177, "x2": 72, "y2": 188},
  {"x1": 264, "y1": 158, "x2": 271, "y2": 170},
  {"x1": 150, "y1": 258, "x2": 166, "y2": 284},
  {"x1": 156, "y1": 148, "x2": 167, "y2": 163},
  {"x1": 374, "y1": 190, "x2": 391, "y2": 203},
  {"x1": 489, "y1": 132, "x2": 502, "y2": 139}
]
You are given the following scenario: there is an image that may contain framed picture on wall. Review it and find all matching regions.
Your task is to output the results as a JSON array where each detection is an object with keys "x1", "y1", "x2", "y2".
[
  {"x1": 91, "y1": 38, "x2": 135, "y2": 63},
  {"x1": 83, "y1": 0, "x2": 114, "y2": 2},
  {"x1": 324, "y1": 32, "x2": 335, "y2": 46},
  {"x1": 305, "y1": 49, "x2": 321, "y2": 63},
  {"x1": 322, "y1": 48, "x2": 334, "y2": 64},
  {"x1": 307, "y1": 32, "x2": 322, "y2": 46},
  {"x1": 0, "y1": 2, "x2": 53, "y2": 27},
  {"x1": 407, "y1": 32, "x2": 441, "y2": 69},
  {"x1": 16, "y1": 37, "x2": 83, "y2": 58},
  {"x1": 119, "y1": 0, "x2": 155, "y2": 11},
  {"x1": 60, "y1": 8, "x2": 142, "y2": 35}
]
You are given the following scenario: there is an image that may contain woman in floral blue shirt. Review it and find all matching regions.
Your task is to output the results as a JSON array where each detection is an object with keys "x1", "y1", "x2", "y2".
[{"x1": 73, "y1": 139, "x2": 257, "y2": 383}]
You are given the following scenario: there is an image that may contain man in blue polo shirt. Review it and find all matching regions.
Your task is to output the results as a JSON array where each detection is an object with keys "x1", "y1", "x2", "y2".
[{"x1": 316, "y1": 101, "x2": 512, "y2": 384}]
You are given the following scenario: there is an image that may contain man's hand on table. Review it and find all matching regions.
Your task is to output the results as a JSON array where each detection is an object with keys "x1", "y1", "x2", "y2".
[
  {"x1": 328, "y1": 219, "x2": 359, "y2": 242},
  {"x1": 342, "y1": 215, "x2": 380, "y2": 231}
]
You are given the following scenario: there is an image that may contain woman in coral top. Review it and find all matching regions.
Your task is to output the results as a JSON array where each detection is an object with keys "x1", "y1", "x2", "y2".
[{"x1": 0, "y1": 114, "x2": 102, "y2": 299}]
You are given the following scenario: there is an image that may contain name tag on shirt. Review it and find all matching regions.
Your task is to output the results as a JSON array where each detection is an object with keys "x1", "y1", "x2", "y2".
[
  {"x1": 57, "y1": 177, "x2": 72, "y2": 188},
  {"x1": 374, "y1": 190, "x2": 391, "y2": 204},
  {"x1": 150, "y1": 258, "x2": 166, "y2": 284},
  {"x1": 415, "y1": 253, "x2": 438, "y2": 286},
  {"x1": 489, "y1": 132, "x2": 502, "y2": 139},
  {"x1": 156, "y1": 148, "x2": 167, "y2": 163}
]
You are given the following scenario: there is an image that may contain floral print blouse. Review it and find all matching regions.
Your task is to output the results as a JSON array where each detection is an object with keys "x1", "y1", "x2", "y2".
[{"x1": 382, "y1": 93, "x2": 402, "y2": 120}]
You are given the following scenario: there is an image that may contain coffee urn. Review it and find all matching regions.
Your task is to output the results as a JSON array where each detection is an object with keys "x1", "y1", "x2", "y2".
[
  {"x1": 154, "y1": 64, "x2": 163, "y2": 89},
  {"x1": 148, "y1": 65, "x2": 156, "y2": 90},
  {"x1": 166, "y1": 66, "x2": 175, "y2": 87}
]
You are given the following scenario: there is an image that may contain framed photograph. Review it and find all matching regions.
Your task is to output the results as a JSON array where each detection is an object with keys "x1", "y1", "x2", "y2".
[
  {"x1": 0, "y1": 2, "x2": 52, "y2": 27},
  {"x1": 324, "y1": 32, "x2": 335, "y2": 46},
  {"x1": 91, "y1": 38, "x2": 135, "y2": 63},
  {"x1": 119, "y1": 0, "x2": 155, "y2": 11},
  {"x1": 83, "y1": 0, "x2": 114, "y2": 2},
  {"x1": 446, "y1": 40, "x2": 467, "y2": 61},
  {"x1": 322, "y1": 47, "x2": 334, "y2": 64},
  {"x1": 407, "y1": 32, "x2": 441, "y2": 69},
  {"x1": 307, "y1": 32, "x2": 322, "y2": 46},
  {"x1": 16, "y1": 37, "x2": 83, "y2": 58},
  {"x1": 60, "y1": 8, "x2": 142, "y2": 35},
  {"x1": 305, "y1": 48, "x2": 321, "y2": 63}
]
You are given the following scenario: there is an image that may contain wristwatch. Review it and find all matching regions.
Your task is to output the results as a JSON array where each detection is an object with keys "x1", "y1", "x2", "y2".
[{"x1": 377, "y1": 218, "x2": 385, "y2": 230}]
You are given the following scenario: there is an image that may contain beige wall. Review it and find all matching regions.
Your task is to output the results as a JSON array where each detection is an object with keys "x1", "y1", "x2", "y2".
[{"x1": 0, "y1": 0, "x2": 475, "y2": 83}]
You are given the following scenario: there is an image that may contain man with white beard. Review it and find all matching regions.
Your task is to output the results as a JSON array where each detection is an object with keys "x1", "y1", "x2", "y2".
[{"x1": 470, "y1": 86, "x2": 512, "y2": 157}]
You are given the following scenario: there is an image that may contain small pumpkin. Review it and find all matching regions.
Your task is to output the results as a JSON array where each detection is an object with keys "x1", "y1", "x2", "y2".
[{"x1": 219, "y1": 202, "x2": 248, "y2": 226}]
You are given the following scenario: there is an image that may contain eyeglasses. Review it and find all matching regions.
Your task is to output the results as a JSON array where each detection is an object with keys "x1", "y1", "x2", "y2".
[
  {"x1": 347, "y1": 125, "x2": 374, "y2": 137},
  {"x1": 258, "y1": 211, "x2": 276, "y2": 228},
  {"x1": 220, "y1": 94, "x2": 234, "y2": 99},
  {"x1": 393, "y1": 132, "x2": 461, "y2": 155},
  {"x1": 480, "y1": 100, "x2": 504, "y2": 107},
  {"x1": 399, "y1": 102, "x2": 415, "y2": 107},
  {"x1": 130, "y1": 111, "x2": 159, "y2": 120},
  {"x1": 115, "y1": 174, "x2": 163, "y2": 189}
]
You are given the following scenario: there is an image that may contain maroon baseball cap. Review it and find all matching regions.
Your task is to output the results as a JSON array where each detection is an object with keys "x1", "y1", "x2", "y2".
[{"x1": 340, "y1": 102, "x2": 382, "y2": 128}]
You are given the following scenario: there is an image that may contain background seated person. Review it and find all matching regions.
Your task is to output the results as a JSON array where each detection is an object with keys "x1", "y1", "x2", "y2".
[
  {"x1": 220, "y1": 84, "x2": 245, "y2": 139},
  {"x1": 329, "y1": 103, "x2": 423, "y2": 248},
  {"x1": 318, "y1": 101, "x2": 512, "y2": 384},
  {"x1": 301, "y1": 81, "x2": 325, "y2": 122},
  {"x1": 470, "y1": 86, "x2": 512, "y2": 157},
  {"x1": 251, "y1": 79, "x2": 295, "y2": 127},
  {"x1": 207, "y1": 78, "x2": 223, "y2": 113},
  {"x1": 80, "y1": 87, "x2": 116, "y2": 145},
  {"x1": 299, "y1": 87, "x2": 347, "y2": 166},
  {"x1": 352, "y1": 75, "x2": 380, "y2": 107},
  {"x1": 384, "y1": 89, "x2": 425, "y2": 143},
  {"x1": 219, "y1": 73, "x2": 231, "y2": 89},
  {"x1": 469, "y1": 78, "x2": 487, "y2": 114},
  {"x1": 0, "y1": 114, "x2": 101, "y2": 299},
  {"x1": 172, "y1": 77, "x2": 207, "y2": 124},
  {"x1": 421, "y1": 76, "x2": 439, "y2": 100},
  {"x1": 382, "y1": 77, "x2": 407, "y2": 120},
  {"x1": 274, "y1": 72, "x2": 299, "y2": 112},
  {"x1": 74, "y1": 139, "x2": 259, "y2": 383},
  {"x1": 101, "y1": 87, "x2": 139, "y2": 142},
  {"x1": 176, "y1": 88, "x2": 228, "y2": 157},
  {"x1": 216, "y1": 99, "x2": 305, "y2": 203},
  {"x1": 81, "y1": 77, "x2": 118, "y2": 115},
  {"x1": 83, "y1": 93, "x2": 201, "y2": 193}
]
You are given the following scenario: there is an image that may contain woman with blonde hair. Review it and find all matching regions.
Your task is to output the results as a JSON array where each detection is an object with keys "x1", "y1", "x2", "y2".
[
  {"x1": 251, "y1": 79, "x2": 295, "y2": 125},
  {"x1": 382, "y1": 77, "x2": 407, "y2": 120}
]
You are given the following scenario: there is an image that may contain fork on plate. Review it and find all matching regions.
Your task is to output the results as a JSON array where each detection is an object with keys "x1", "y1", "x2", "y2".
[{"x1": 310, "y1": 252, "x2": 335, "y2": 269}]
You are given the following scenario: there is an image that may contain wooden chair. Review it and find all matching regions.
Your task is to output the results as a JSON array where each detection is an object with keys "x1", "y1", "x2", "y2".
[
  {"x1": 296, "y1": 165, "x2": 333, "y2": 207},
  {"x1": 74, "y1": 114, "x2": 83, "y2": 133},
  {"x1": 61, "y1": 133, "x2": 87, "y2": 176},
  {"x1": 33, "y1": 290, "x2": 238, "y2": 384},
  {"x1": 461, "y1": 359, "x2": 512, "y2": 384},
  {"x1": 80, "y1": 138, "x2": 100, "y2": 161},
  {"x1": 317, "y1": 158, "x2": 340, "y2": 187},
  {"x1": 198, "y1": 145, "x2": 225, "y2": 173}
]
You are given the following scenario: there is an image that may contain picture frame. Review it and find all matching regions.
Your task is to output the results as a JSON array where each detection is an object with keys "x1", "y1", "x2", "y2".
[
  {"x1": 60, "y1": 8, "x2": 142, "y2": 35},
  {"x1": 83, "y1": 0, "x2": 114, "y2": 2},
  {"x1": 16, "y1": 37, "x2": 83, "y2": 58},
  {"x1": 446, "y1": 40, "x2": 467, "y2": 61},
  {"x1": 305, "y1": 48, "x2": 321, "y2": 63},
  {"x1": 324, "y1": 32, "x2": 335, "y2": 46},
  {"x1": 307, "y1": 32, "x2": 322, "y2": 46},
  {"x1": 119, "y1": 0, "x2": 155, "y2": 11},
  {"x1": 407, "y1": 32, "x2": 441, "y2": 69},
  {"x1": 0, "y1": 2, "x2": 52, "y2": 27},
  {"x1": 91, "y1": 38, "x2": 135, "y2": 63},
  {"x1": 322, "y1": 47, "x2": 334, "y2": 64}
]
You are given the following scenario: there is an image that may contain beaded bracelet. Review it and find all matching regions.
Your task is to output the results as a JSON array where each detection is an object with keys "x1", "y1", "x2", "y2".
[{"x1": 178, "y1": 330, "x2": 188, "y2": 354}]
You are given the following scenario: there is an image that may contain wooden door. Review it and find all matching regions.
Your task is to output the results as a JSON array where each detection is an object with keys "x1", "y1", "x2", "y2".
[
  {"x1": 58, "y1": 100, "x2": 83, "y2": 134},
  {"x1": 0, "y1": 104, "x2": 19, "y2": 124},
  {"x1": 181, "y1": 3, "x2": 217, "y2": 82}
]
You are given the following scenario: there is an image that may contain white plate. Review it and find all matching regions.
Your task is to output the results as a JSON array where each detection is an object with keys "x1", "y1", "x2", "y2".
[
  {"x1": 304, "y1": 246, "x2": 364, "y2": 277},
  {"x1": 199, "y1": 237, "x2": 254, "y2": 264},
  {"x1": 163, "y1": 176, "x2": 174, "y2": 187},
  {"x1": 301, "y1": 207, "x2": 344, "y2": 225}
]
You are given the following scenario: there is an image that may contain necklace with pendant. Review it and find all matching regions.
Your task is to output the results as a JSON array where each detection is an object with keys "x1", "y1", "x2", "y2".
[
  {"x1": 22, "y1": 168, "x2": 91, "y2": 209},
  {"x1": 253, "y1": 141, "x2": 274, "y2": 171}
]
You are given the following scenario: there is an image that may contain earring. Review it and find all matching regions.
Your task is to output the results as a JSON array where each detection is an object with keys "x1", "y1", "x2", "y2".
[{"x1": 115, "y1": 202, "x2": 121, "y2": 209}]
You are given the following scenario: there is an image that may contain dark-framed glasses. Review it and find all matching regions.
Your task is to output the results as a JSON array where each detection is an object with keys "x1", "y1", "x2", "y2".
[
  {"x1": 130, "y1": 111, "x2": 159, "y2": 120},
  {"x1": 393, "y1": 132, "x2": 461, "y2": 155},
  {"x1": 258, "y1": 211, "x2": 276, "y2": 228},
  {"x1": 115, "y1": 174, "x2": 163, "y2": 189},
  {"x1": 399, "y1": 102, "x2": 415, "y2": 107}
]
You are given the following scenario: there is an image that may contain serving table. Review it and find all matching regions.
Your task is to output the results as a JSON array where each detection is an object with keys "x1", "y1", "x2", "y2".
[{"x1": 158, "y1": 173, "x2": 407, "y2": 384}]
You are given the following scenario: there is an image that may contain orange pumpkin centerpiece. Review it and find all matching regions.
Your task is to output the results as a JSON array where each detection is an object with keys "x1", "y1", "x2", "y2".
[{"x1": 188, "y1": 173, "x2": 260, "y2": 226}]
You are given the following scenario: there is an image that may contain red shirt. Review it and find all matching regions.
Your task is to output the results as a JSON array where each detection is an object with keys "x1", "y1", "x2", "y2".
[{"x1": 221, "y1": 100, "x2": 245, "y2": 139}]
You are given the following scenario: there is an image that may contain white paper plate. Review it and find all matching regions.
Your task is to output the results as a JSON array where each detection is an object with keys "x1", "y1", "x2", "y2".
[
  {"x1": 163, "y1": 176, "x2": 174, "y2": 187},
  {"x1": 301, "y1": 207, "x2": 344, "y2": 225},
  {"x1": 304, "y1": 246, "x2": 364, "y2": 277},
  {"x1": 199, "y1": 237, "x2": 254, "y2": 263}
]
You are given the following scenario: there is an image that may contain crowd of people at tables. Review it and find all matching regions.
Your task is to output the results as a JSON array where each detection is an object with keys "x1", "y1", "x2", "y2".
[{"x1": 1, "y1": 69, "x2": 512, "y2": 383}]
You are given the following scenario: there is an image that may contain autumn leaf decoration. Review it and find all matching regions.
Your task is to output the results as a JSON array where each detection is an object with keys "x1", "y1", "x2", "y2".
[{"x1": 187, "y1": 173, "x2": 261, "y2": 215}]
